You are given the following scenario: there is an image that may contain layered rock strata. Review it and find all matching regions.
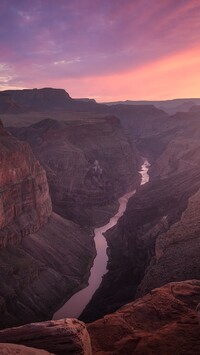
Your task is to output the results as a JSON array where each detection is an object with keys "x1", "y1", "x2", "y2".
[
  {"x1": 9, "y1": 116, "x2": 139, "y2": 226},
  {"x1": 80, "y1": 110, "x2": 200, "y2": 322},
  {"x1": 0, "y1": 343, "x2": 54, "y2": 355},
  {"x1": 0, "y1": 120, "x2": 52, "y2": 248},
  {"x1": 0, "y1": 122, "x2": 95, "y2": 328},
  {"x1": 0, "y1": 318, "x2": 92, "y2": 355},
  {"x1": 87, "y1": 280, "x2": 200, "y2": 355}
]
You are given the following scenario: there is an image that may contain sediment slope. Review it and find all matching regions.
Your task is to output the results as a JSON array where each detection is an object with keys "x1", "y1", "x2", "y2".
[{"x1": 0, "y1": 122, "x2": 95, "y2": 328}]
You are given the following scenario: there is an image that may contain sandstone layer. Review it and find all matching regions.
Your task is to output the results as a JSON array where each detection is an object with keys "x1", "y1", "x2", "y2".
[
  {"x1": 0, "y1": 343, "x2": 54, "y2": 355},
  {"x1": 87, "y1": 280, "x2": 200, "y2": 355},
  {"x1": 0, "y1": 318, "x2": 92, "y2": 355}
]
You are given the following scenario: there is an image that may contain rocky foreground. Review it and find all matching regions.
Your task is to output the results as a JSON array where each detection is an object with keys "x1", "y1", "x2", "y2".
[
  {"x1": 0, "y1": 280, "x2": 200, "y2": 354},
  {"x1": 87, "y1": 280, "x2": 200, "y2": 355}
]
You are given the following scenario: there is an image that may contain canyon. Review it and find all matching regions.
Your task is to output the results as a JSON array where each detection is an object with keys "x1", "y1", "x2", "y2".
[
  {"x1": 1, "y1": 88, "x2": 200, "y2": 353},
  {"x1": 0, "y1": 119, "x2": 95, "y2": 329}
]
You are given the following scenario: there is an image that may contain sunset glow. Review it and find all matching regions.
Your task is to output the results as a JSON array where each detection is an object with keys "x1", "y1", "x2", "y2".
[{"x1": 0, "y1": 0, "x2": 200, "y2": 101}]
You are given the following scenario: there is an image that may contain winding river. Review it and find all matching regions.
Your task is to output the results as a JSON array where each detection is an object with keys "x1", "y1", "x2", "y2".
[{"x1": 53, "y1": 158, "x2": 150, "y2": 320}]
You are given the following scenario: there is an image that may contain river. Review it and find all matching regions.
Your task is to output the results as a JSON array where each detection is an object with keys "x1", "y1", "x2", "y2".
[{"x1": 53, "y1": 158, "x2": 150, "y2": 320}]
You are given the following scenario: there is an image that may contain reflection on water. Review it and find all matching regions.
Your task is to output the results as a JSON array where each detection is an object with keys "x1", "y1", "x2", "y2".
[{"x1": 53, "y1": 158, "x2": 150, "y2": 320}]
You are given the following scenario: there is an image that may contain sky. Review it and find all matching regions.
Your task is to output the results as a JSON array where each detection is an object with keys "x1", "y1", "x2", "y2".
[{"x1": 0, "y1": 0, "x2": 200, "y2": 101}]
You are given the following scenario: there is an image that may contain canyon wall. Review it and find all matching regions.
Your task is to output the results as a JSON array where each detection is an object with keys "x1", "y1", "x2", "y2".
[
  {"x1": 9, "y1": 115, "x2": 139, "y2": 227},
  {"x1": 0, "y1": 122, "x2": 95, "y2": 328},
  {"x1": 0, "y1": 119, "x2": 52, "y2": 248},
  {"x1": 80, "y1": 110, "x2": 200, "y2": 322}
]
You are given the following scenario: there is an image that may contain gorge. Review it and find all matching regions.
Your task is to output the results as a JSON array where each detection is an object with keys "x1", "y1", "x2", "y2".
[
  {"x1": 1, "y1": 88, "x2": 200, "y2": 354},
  {"x1": 53, "y1": 159, "x2": 150, "y2": 320}
]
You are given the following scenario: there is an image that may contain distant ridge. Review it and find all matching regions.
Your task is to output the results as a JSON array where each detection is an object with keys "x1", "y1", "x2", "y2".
[
  {"x1": 104, "y1": 98, "x2": 200, "y2": 114},
  {"x1": 0, "y1": 87, "x2": 105, "y2": 113},
  {"x1": 1, "y1": 87, "x2": 200, "y2": 115}
]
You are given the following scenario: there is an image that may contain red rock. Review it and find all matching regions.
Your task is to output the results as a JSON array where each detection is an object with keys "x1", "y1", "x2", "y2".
[
  {"x1": 87, "y1": 280, "x2": 200, "y2": 355},
  {"x1": 0, "y1": 318, "x2": 92, "y2": 355},
  {"x1": 0, "y1": 120, "x2": 52, "y2": 248}
]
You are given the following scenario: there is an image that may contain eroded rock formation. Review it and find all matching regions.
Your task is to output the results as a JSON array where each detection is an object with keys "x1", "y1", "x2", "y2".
[
  {"x1": 0, "y1": 122, "x2": 95, "y2": 328},
  {"x1": 87, "y1": 280, "x2": 200, "y2": 355},
  {"x1": 0, "y1": 119, "x2": 52, "y2": 248},
  {"x1": 80, "y1": 109, "x2": 200, "y2": 322},
  {"x1": 0, "y1": 318, "x2": 92, "y2": 355},
  {"x1": 9, "y1": 116, "x2": 139, "y2": 226}
]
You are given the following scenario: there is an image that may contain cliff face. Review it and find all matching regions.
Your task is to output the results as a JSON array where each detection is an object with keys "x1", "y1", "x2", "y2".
[
  {"x1": 2, "y1": 88, "x2": 72, "y2": 111},
  {"x1": 0, "y1": 122, "x2": 95, "y2": 328},
  {"x1": 9, "y1": 116, "x2": 139, "y2": 226},
  {"x1": 88, "y1": 280, "x2": 200, "y2": 355},
  {"x1": 0, "y1": 120, "x2": 52, "y2": 248},
  {"x1": 80, "y1": 110, "x2": 200, "y2": 322}
]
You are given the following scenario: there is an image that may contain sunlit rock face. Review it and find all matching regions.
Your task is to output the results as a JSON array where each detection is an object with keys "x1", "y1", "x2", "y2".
[
  {"x1": 0, "y1": 120, "x2": 52, "y2": 248},
  {"x1": 9, "y1": 115, "x2": 139, "y2": 227}
]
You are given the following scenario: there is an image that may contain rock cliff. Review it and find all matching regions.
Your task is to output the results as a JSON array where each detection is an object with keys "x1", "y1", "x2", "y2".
[
  {"x1": 0, "y1": 318, "x2": 92, "y2": 355},
  {"x1": 0, "y1": 119, "x2": 52, "y2": 248},
  {"x1": 9, "y1": 116, "x2": 139, "y2": 226},
  {"x1": 80, "y1": 109, "x2": 200, "y2": 322},
  {"x1": 87, "y1": 280, "x2": 200, "y2": 355},
  {"x1": 0, "y1": 122, "x2": 95, "y2": 328}
]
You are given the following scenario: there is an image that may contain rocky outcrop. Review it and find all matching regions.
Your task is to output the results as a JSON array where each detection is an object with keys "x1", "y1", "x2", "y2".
[
  {"x1": 1, "y1": 280, "x2": 200, "y2": 355},
  {"x1": 0, "y1": 343, "x2": 54, "y2": 354},
  {"x1": 0, "y1": 123, "x2": 95, "y2": 328},
  {"x1": 9, "y1": 116, "x2": 139, "y2": 227},
  {"x1": 0, "y1": 120, "x2": 52, "y2": 248},
  {"x1": 137, "y1": 187, "x2": 200, "y2": 297},
  {"x1": 0, "y1": 318, "x2": 92, "y2": 355},
  {"x1": 87, "y1": 280, "x2": 200, "y2": 355}
]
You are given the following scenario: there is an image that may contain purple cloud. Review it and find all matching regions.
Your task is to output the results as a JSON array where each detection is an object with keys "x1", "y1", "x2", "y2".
[{"x1": 0, "y1": 0, "x2": 200, "y2": 98}]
